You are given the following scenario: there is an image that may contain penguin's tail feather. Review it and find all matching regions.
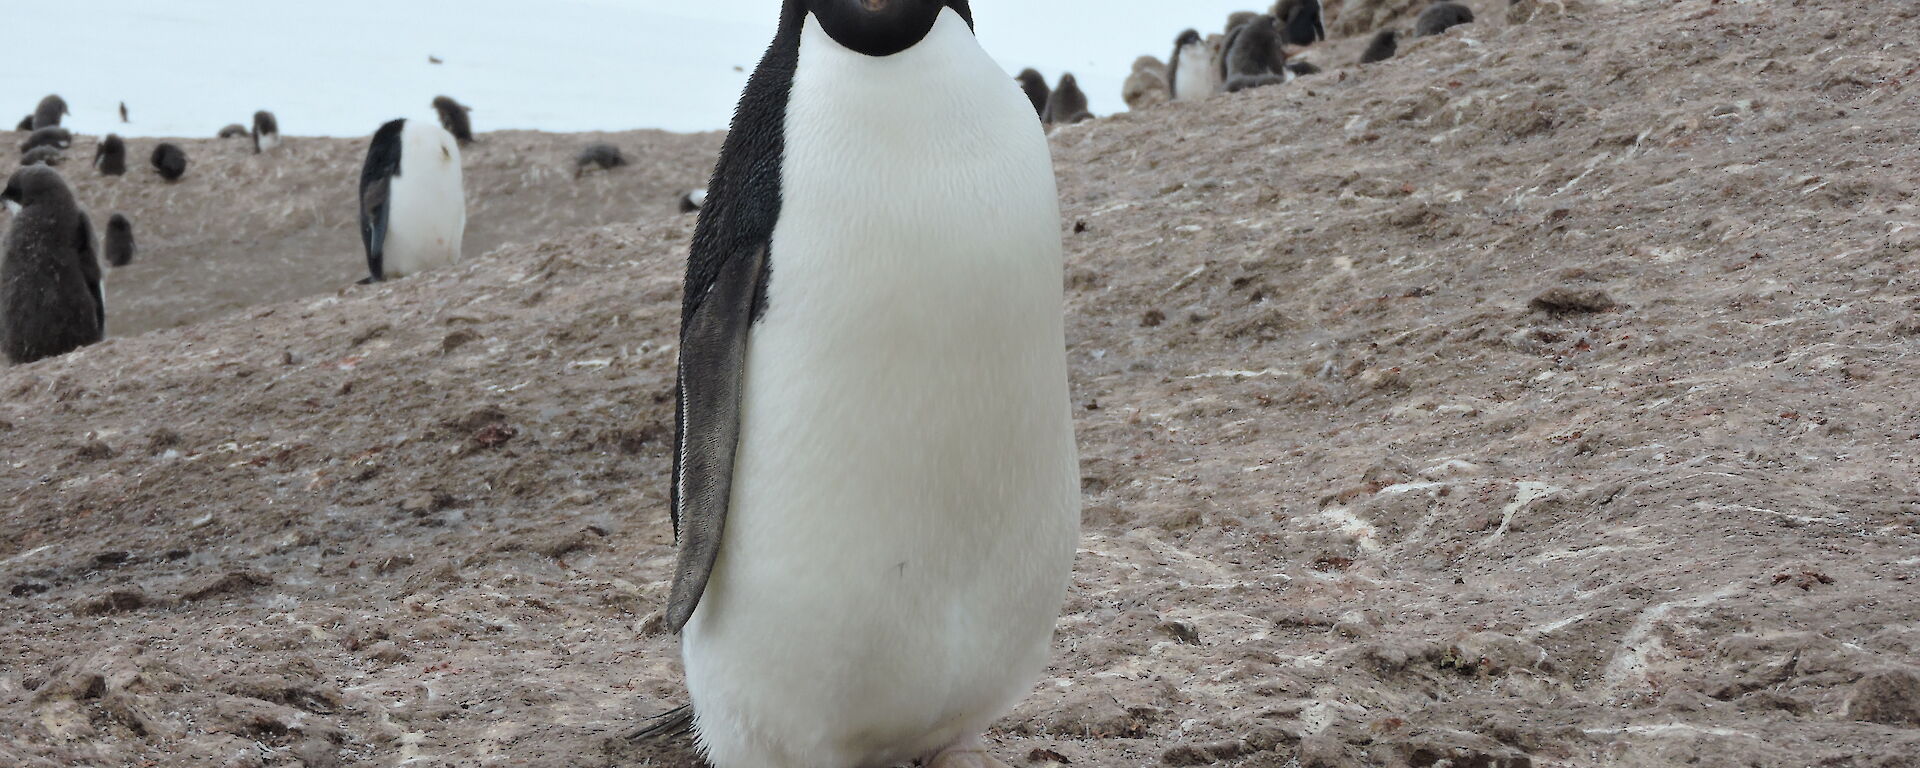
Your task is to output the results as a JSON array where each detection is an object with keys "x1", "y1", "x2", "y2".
[{"x1": 627, "y1": 705, "x2": 695, "y2": 741}]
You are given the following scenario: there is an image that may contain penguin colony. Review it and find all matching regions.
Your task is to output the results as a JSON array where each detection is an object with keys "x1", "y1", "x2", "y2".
[
  {"x1": 0, "y1": 90, "x2": 500, "y2": 364},
  {"x1": 0, "y1": 0, "x2": 1491, "y2": 753}
]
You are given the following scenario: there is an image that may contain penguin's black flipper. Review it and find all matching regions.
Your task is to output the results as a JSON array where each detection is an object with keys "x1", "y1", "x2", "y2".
[
  {"x1": 667, "y1": 240, "x2": 768, "y2": 633},
  {"x1": 75, "y1": 211, "x2": 105, "y2": 332},
  {"x1": 361, "y1": 179, "x2": 390, "y2": 282}
]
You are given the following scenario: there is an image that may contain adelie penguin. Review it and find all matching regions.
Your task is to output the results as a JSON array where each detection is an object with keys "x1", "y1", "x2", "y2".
[
  {"x1": 1272, "y1": 0, "x2": 1327, "y2": 47},
  {"x1": 1, "y1": 166, "x2": 105, "y2": 364},
  {"x1": 217, "y1": 123, "x2": 249, "y2": 139},
  {"x1": 638, "y1": 1, "x2": 1079, "y2": 767},
  {"x1": 104, "y1": 214, "x2": 135, "y2": 267},
  {"x1": 432, "y1": 96, "x2": 475, "y2": 145},
  {"x1": 677, "y1": 188, "x2": 706, "y2": 214},
  {"x1": 151, "y1": 144, "x2": 187, "y2": 182},
  {"x1": 1169, "y1": 29, "x2": 1220, "y2": 101},
  {"x1": 1043, "y1": 72, "x2": 1092, "y2": 125},
  {"x1": 32, "y1": 95, "x2": 68, "y2": 130},
  {"x1": 1015, "y1": 68, "x2": 1049, "y2": 118},
  {"x1": 1361, "y1": 28, "x2": 1399, "y2": 63},
  {"x1": 1220, "y1": 15, "x2": 1293, "y2": 93},
  {"x1": 252, "y1": 110, "x2": 281, "y2": 153},
  {"x1": 358, "y1": 117, "x2": 466, "y2": 282},
  {"x1": 95, "y1": 135, "x2": 127, "y2": 176},
  {"x1": 1416, "y1": 2, "x2": 1476, "y2": 37}
]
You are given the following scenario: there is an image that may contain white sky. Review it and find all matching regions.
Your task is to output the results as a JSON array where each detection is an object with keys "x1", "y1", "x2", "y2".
[{"x1": 2, "y1": 0, "x2": 1262, "y2": 138}]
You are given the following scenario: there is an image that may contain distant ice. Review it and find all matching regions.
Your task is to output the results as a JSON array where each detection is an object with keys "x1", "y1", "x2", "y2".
[{"x1": 3, "y1": 0, "x2": 1262, "y2": 139}]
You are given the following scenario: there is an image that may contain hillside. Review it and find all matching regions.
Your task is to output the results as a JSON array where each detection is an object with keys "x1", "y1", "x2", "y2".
[{"x1": 4, "y1": 0, "x2": 1919, "y2": 767}]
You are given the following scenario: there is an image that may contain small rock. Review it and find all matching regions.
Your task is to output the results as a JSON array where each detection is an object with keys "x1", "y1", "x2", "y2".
[
  {"x1": 10, "y1": 582, "x2": 50, "y2": 597},
  {"x1": 1027, "y1": 747, "x2": 1073, "y2": 765},
  {"x1": 76, "y1": 588, "x2": 147, "y2": 616},
  {"x1": 1157, "y1": 619, "x2": 1201, "y2": 645},
  {"x1": 473, "y1": 423, "x2": 517, "y2": 449},
  {"x1": 180, "y1": 571, "x2": 272, "y2": 602},
  {"x1": 1163, "y1": 741, "x2": 1246, "y2": 766},
  {"x1": 363, "y1": 641, "x2": 410, "y2": 664},
  {"x1": 1528, "y1": 287, "x2": 1617, "y2": 314},
  {"x1": 1142, "y1": 309, "x2": 1167, "y2": 327},
  {"x1": 73, "y1": 441, "x2": 115, "y2": 461},
  {"x1": 1846, "y1": 669, "x2": 1920, "y2": 726}
]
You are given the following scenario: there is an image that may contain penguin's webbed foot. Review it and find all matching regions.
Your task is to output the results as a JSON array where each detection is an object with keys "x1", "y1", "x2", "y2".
[{"x1": 927, "y1": 738, "x2": 1014, "y2": 768}]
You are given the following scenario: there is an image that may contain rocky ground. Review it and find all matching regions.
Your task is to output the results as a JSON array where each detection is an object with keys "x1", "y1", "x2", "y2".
[{"x1": 4, "y1": 0, "x2": 1919, "y2": 766}]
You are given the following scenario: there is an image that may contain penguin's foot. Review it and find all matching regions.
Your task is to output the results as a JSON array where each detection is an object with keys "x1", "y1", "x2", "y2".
[{"x1": 926, "y1": 737, "x2": 1013, "y2": 768}]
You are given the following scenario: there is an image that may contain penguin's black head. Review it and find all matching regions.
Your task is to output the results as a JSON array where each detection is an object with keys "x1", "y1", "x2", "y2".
[
  {"x1": 2, "y1": 165, "x2": 71, "y2": 214},
  {"x1": 803, "y1": 0, "x2": 973, "y2": 57}
]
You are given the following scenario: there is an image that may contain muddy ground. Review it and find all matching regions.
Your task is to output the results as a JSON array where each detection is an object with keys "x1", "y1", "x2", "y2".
[{"x1": 4, "y1": 0, "x2": 1919, "y2": 766}]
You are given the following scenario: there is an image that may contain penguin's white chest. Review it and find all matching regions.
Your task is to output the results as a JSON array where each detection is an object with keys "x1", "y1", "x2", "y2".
[
  {"x1": 383, "y1": 122, "x2": 466, "y2": 278},
  {"x1": 1174, "y1": 42, "x2": 1217, "y2": 100},
  {"x1": 682, "y1": 10, "x2": 1080, "y2": 768}
]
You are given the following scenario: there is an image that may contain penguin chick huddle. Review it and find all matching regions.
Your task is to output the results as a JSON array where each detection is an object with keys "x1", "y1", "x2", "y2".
[{"x1": 1115, "y1": 0, "x2": 1480, "y2": 113}]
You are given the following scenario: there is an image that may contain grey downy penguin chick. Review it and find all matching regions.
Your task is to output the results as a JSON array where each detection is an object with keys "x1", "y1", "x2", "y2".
[
  {"x1": 104, "y1": 214, "x2": 136, "y2": 267},
  {"x1": 32, "y1": 95, "x2": 69, "y2": 130},
  {"x1": 1361, "y1": 28, "x2": 1400, "y2": 63},
  {"x1": 1, "y1": 166, "x2": 105, "y2": 363},
  {"x1": 1016, "y1": 68, "x2": 1050, "y2": 118},
  {"x1": 95, "y1": 135, "x2": 127, "y2": 176},
  {"x1": 151, "y1": 143, "x2": 187, "y2": 182},
  {"x1": 1416, "y1": 2, "x2": 1476, "y2": 36},
  {"x1": 1043, "y1": 72, "x2": 1093, "y2": 125},
  {"x1": 22, "y1": 127, "x2": 71, "y2": 153},
  {"x1": 21, "y1": 146, "x2": 63, "y2": 167},
  {"x1": 1221, "y1": 15, "x2": 1292, "y2": 93},
  {"x1": 432, "y1": 96, "x2": 475, "y2": 145},
  {"x1": 574, "y1": 143, "x2": 627, "y2": 178}
]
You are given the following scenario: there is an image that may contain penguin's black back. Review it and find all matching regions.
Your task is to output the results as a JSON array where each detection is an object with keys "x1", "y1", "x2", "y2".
[
  {"x1": 358, "y1": 119, "x2": 406, "y2": 281},
  {"x1": 96, "y1": 135, "x2": 127, "y2": 176},
  {"x1": 105, "y1": 214, "x2": 135, "y2": 267},
  {"x1": 151, "y1": 143, "x2": 187, "y2": 182}
]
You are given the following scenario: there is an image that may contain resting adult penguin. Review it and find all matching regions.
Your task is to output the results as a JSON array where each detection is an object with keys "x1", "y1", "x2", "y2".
[
  {"x1": 21, "y1": 127, "x2": 71, "y2": 154},
  {"x1": 647, "y1": 1, "x2": 1080, "y2": 767},
  {"x1": 252, "y1": 110, "x2": 281, "y2": 153},
  {"x1": 1015, "y1": 68, "x2": 1050, "y2": 118},
  {"x1": 1169, "y1": 29, "x2": 1219, "y2": 102},
  {"x1": 95, "y1": 135, "x2": 127, "y2": 176},
  {"x1": 1, "y1": 166, "x2": 105, "y2": 364},
  {"x1": 357, "y1": 117, "x2": 465, "y2": 282},
  {"x1": 32, "y1": 95, "x2": 68, "y2": 130},
  {"x1": 1221, "y1": 15, "x2": 1293, "y2": 92}
]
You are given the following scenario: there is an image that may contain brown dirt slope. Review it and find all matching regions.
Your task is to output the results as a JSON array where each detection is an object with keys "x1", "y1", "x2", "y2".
[
  {"x1": 4, "y1": 0, "x2": 1920, "y2": 766},
  {"x1": 22, "y1": 129, "x2": 720, "y2": 336}
]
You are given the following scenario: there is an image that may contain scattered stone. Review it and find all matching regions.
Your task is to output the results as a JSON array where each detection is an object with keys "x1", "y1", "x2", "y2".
[
  {"x1": 473, "y1": 422, "x2": 517, "y2": 449},
  {"x1": 75, "y1": 588, "x2": 147, "y2": 616},
  {"x1": 73, "y1": 440, "x2": 115, "y2": 461},
  {"x1": 1163, "y1": 741, "x2": 1247, "y2": 766},
  {"x1": 1142, "y1": 309, "x2": 1167, "y2": 327},
  {"x1": 10, "y1": 582, "x2": 50, "y2": 597},
  {"x1": 1157, "y1": 619, "x2": 1202, "y2": 645},
  {"x1": 1528, "y1": 287, "x2": 1617, "y2": 314},
  {"x1": 1846, "y1": 669, "x2": 1920, "y2": 726},
  {"x1": 179, "y1": 571, "x2": 272, "y2": 602}
]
